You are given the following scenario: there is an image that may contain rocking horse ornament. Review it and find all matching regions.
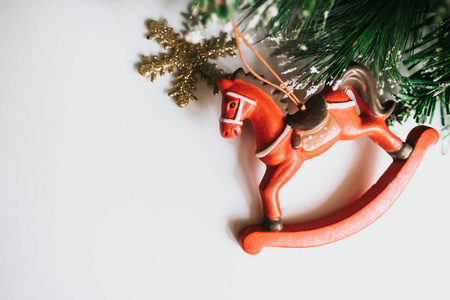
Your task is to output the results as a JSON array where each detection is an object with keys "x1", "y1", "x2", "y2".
[
  {"x1": 217, "y1": 65, "x2": 438, "y2": 254},
  {"x1": 211, "y1": 22, "x2": 438, "y2": 253}
]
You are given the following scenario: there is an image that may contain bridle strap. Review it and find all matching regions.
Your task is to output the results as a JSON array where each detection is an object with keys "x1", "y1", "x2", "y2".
[
  {"x1": 219, "y1": 91, "x2": 291, "y2": 158},
  {"x1": 219, "y1": 92, "x2": 256, "y2": 125}
]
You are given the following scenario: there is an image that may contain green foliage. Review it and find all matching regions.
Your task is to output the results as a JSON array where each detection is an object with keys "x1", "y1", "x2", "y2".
[
  {"x1": 392, "y1": 16, "x2": 450, "y2": 126},
  {"x1": 188, "y1": 0, "x2": 245, "y2": 23},
  {"x1": 188, "y1": 0, "x2": 450, "y2": 129},
  {"x1": 244, "y1": 0, "x2": 335, "y2": 37}
]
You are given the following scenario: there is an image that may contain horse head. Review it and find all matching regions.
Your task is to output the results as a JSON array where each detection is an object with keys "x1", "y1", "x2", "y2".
[{"x1": 217, "y1": 77, "x2": 257, "y2": 138}]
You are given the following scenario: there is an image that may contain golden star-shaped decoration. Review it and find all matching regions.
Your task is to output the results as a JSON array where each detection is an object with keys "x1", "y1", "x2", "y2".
[{"x1": 138, "y1": 19, "x2": 236, "y2": 107}]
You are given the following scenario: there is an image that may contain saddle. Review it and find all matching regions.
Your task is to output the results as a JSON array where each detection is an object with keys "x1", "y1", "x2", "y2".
[
  {"x1": 286, "y1": 94, "x2": 337, "y2": 150},
  {"x1": 286, "y1": 94, "x2": 327, "y2": 131}
]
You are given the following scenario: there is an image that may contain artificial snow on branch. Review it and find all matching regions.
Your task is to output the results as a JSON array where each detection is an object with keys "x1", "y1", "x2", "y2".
[{"x1": 187, "y1": 0, "x2": 450, "y2": 127}]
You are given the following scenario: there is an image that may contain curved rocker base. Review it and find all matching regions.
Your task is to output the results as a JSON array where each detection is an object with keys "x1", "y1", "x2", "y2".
[{"x1": 238, "y1": 126, "x2": 439, "y2": 255}]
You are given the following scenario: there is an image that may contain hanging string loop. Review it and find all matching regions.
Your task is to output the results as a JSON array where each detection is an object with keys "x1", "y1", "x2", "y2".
[{"x1": 231, "y1": 22, "x2": 304, "y2": 109}]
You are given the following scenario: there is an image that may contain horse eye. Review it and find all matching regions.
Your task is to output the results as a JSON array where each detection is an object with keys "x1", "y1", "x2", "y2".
[{"x1": 230, "y1": 102, "x2": 236, "y2": 108}]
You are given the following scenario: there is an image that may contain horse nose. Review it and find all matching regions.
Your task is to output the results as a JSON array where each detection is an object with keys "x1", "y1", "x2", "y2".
[
  {"x1": 220, "y1": 122, "x2": 232, "y2": 138},
  {"x1": 221, "y1": 128, "x2": 234, "y2": 138},
  {"x1": 222, "y1": 131, "x2": 233, "y2": 138}
]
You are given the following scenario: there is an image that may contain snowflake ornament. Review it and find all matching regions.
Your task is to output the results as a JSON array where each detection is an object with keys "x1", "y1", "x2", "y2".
[{"x1": 138, "y1": 20, "x2": 236, "y2": 107}]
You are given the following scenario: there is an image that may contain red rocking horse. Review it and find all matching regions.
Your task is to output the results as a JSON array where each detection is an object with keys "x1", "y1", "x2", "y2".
[{"x1": 217, "y1": 64, "x2": 438, "y2": 254}]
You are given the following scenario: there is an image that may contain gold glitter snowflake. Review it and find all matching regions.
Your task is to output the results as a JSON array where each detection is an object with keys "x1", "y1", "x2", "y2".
[{"x1": 138, "y1": 20, "x2": 236, "y2": 107}]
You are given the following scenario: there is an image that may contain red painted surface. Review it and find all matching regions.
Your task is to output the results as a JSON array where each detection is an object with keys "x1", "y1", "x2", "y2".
[
  {"x1": 238, "y1": 126, "x2": 438, "y2": 254},
  {"x1": 217, "y1": 77, "x2": 438, "y2": 254}
]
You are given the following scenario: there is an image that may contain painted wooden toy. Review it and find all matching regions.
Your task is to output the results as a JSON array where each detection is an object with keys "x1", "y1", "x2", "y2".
[{"x1": 217, "y1": 64, "x2": 438, "y2": 254}]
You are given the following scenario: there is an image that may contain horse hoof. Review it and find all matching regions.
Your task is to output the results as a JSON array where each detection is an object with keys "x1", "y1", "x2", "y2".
[
  {"x1": 262, "y1": 217, "x2": 284, "y2": 231},
  {"x1": 389, "y1": 142, "x2": 413, "y2": 161}
]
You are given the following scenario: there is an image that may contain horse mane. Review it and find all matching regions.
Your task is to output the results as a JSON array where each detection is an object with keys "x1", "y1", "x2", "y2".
[{"x1": 231, "y1": 68, "x2": 289, "y2": 114}]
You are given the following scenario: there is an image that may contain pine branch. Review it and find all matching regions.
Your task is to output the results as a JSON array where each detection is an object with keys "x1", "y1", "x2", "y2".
[
  {"x1": 390, "y1": 16, "x2": 450, "y2": 125},
  {"x1": 242, "y1": 0, "x2": 335, "y2": 38},
  {"x1": 189, "y1": 0, "x2": 247, "y2": 23},
  {"x1": 273, "y1": 0, "x2": 429, "y2": 85},
  {"x1": 187, "y1": 0, "x2": 450, "y2": 126}
]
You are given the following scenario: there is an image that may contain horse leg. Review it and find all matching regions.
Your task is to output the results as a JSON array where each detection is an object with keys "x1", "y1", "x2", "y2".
[
  {"x1": 259, "y1": 159, "x2": 302, "y2": 231},
  {"x1": 363, "y1": 117, "x2": 413, "y2": 161}
]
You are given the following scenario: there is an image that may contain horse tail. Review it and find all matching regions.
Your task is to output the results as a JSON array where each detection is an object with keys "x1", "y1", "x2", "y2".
[{"x1": 340, "y1": 63, "x2": 395, "y2": 118}]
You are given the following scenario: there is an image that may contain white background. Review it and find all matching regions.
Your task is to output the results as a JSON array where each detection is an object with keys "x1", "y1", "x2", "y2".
[{"x1": 1, "y1": 1, "x2": 449, "y2": 299}]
